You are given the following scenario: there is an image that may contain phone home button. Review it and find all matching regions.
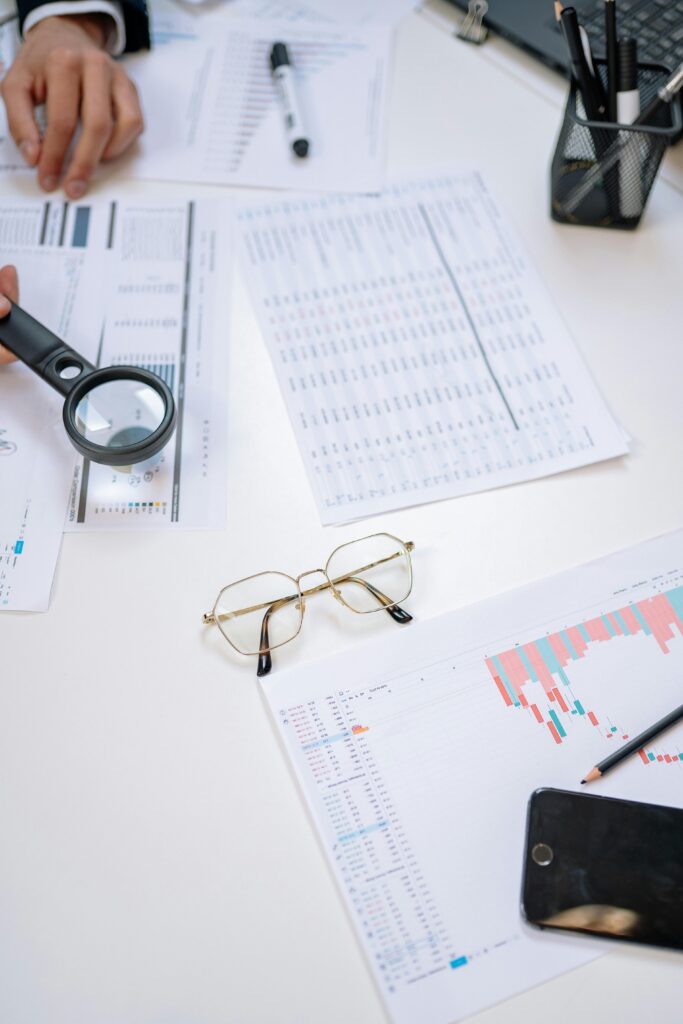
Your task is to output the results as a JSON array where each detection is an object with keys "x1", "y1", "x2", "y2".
[{"x1": 531, "y1": 842, "x2": 554, "y2": 866}]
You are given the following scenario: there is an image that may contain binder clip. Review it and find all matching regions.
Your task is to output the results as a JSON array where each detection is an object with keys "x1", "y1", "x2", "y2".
[{"x1": 456, "y1": 0, "x2": 488, "y2": 45}]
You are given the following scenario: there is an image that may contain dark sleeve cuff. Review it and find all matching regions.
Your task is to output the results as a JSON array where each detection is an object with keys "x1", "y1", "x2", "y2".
[{"x1": 15, "y1": 0, "x2": 150, "y2": 52}]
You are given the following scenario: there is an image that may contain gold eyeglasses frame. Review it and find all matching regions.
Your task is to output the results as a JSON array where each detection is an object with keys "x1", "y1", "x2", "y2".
[{"x1": 202, "y1": 533, "x2": 414, "y2": 676}]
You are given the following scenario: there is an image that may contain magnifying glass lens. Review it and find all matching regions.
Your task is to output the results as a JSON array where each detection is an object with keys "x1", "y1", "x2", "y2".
[{"x1": 74, "y1": 379, "x2": 167, "y2": 450}]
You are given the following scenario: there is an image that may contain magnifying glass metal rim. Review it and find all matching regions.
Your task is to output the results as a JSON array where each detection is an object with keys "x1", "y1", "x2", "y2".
[
  {"x1": 0, "y1": 303, "x2": 178, "y2": 468},
  {"x1": 63, "y1": 365, "x2": 177, "y2": 466}
]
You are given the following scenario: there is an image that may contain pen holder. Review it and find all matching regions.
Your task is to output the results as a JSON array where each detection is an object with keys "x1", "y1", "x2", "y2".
[{"x1": 550, "y1": 61, "x2": 682, "y2": 229}]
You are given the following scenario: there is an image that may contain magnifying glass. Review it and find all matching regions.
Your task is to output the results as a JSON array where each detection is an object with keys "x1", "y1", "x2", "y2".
[{"x1": 0, "y1": 304, "x2": 176, "y2": 466}]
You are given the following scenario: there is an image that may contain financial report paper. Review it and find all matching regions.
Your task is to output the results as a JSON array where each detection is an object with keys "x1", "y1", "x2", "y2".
[
  {"x1": 262, "y1": 530, "x2": 683, "y2": 1024},
  {"x1": 0, "y1": 197, "x2": 231, "y2": 532},
  {"x1": 0, "y1": 250, "x2": 100, "y2": 610},
  {"x1": 125, "y1": 16, "x2": 391, "y2": 193},
  {"x1": 239, "y1": 169, "x2": 629, "y2": 524}
]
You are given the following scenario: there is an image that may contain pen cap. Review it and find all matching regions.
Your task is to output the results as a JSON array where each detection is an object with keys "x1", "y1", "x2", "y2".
[
  {"x1": 270, "y1": 42, "x2": 290, "y2": 70},
  {"x1": 618, "y1": 39, "x2": 638, "y2": 93}
]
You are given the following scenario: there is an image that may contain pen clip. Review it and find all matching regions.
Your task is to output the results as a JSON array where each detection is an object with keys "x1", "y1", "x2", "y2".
[{"x1": 456, "y1": 0, "x2": 489, "y2": 45}]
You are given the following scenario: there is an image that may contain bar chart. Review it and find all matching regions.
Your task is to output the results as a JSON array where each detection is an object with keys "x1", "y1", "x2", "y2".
[{"x1": 486, "y1": 585, "x2": 683, "y2": 759}]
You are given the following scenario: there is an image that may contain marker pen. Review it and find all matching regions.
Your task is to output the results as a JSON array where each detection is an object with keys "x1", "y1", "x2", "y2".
[
  {"x1": 269, "y1": 42, "x2": 310, "y2": 159},
  {"x1": 616, "y1": 38, "x2": 640, "y2": 218}
]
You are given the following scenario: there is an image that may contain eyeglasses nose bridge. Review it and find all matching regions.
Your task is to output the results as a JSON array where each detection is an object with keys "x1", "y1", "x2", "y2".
[{"x1": 296, "y1": 567, "x2": 327, "y2": 587}]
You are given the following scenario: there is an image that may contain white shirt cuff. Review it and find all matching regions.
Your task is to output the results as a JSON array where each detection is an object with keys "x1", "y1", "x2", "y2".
[{"x1": 23, "y1": 1, "x2": 126, "y2": 56}]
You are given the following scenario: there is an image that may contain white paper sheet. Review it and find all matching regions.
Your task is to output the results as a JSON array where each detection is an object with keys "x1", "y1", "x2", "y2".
[
  {"x1": 0, "y1": 197, "x2": 232, "y2": 531},
  {"x1": 124, "y1": 17, "x2": 392, "y2": 193},
  {"x1": 238, "y1": 169, "x2": 629, "y2": 524},
  {"x1": 225, "y1": 0, "x2": 421, "y2": 25},
  {"x1": 262, "y1": 530, "x2": 683, "y2": 1024},
  {"x1": 0, "y1": 248, "x2": 102, "y2": 610}
]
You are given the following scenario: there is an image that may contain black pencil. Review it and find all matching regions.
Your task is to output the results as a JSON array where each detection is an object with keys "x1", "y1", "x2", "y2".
[{"x1": 581, "y1": 703, "x2": 683, "y2": 783}]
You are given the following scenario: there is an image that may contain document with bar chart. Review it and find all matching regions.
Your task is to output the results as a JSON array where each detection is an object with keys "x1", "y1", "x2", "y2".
[
  {"x1": 239, "y1": 169, "x2": 629, "y2": 524},
  {"x1": 262, "y1": 531, "x2": 683, "y2": 1024},
  {"x1": 0, "y1": 197, "x2": 232, "y2": 531},
  {"x1": 0, "y1": 249, "x2": 101, "y2": 610},
  {"x1": 125, "y1": 17, "x2": 391, "y2": 192}
]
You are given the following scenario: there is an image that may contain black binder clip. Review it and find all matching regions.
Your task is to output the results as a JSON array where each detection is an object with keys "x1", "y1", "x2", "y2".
[{"x1": 456, "y1": 0, "x2": 488, "y2": 45}]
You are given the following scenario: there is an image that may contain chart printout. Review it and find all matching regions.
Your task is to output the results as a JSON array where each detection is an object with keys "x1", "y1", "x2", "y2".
[
  {"x1": 262, "y1": 530, "x2": 683, "y2": 1024},
  {"x1": 239, "y1": 170, "x2": 629, "y2": 524},
  {"x1": 0, "y1": 198, "x2": 231, "y2": 531},
  {"x1": 0, "y1": 251, "x2": 101, "y2": 610},
  {"x1": 125, "y1": 17, "x2": 391, "y2": 193}
]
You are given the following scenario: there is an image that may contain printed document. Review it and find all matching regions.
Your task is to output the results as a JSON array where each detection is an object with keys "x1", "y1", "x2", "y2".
[
  {"x1": 0, "y1": 249, "x2": 101, "y2": 610},
  {"x1": 0, "y1": 197, "x2": 232, "y2": 532},
  {"x1": 238, "y1": 169, "x2": 629, "y2": 524},
  {"x1": 262, "y1": 530, "x2": 683, "y2": 1023},
  {"x1": 124, "y1": 17, "x2": 392, "y2": 192},
  {"x1": 225, "y1": 0, "x2": 420, "y2": 25}
]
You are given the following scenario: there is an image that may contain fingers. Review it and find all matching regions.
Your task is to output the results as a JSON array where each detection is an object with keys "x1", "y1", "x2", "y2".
[
  {"x1": 38, "y1": 49, "x2": 83, "y2": 191},
  {"x1": 0, "y1": 70, "x2": 42, "y2": 166},
  {"x1": 102, "y1": 69, "x2": 144, "y2": 161},
  {"x1": 63, "y1": 51, "x2": 113, "y2": 198},
  {"x1": 37, "y1": 58, "x2": 143, "y2": 194},
  {"x1": 0, "y1": 265, "x2": 19, "y2": 364}
]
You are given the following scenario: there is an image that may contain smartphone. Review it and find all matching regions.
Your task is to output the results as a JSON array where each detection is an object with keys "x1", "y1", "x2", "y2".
[{"x1": 521, "y1": 788, "x2": 683, "y2": 952}]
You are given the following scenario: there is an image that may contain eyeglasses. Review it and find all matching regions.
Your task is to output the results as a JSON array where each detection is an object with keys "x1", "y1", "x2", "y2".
[{"x1": 202, "y1": 533, "x2": 414, "y2": 676}]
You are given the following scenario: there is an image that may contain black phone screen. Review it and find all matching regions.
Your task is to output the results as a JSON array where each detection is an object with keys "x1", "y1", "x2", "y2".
[{"x1": 522, "y1": 788, "x2": 683, "y2": 951}]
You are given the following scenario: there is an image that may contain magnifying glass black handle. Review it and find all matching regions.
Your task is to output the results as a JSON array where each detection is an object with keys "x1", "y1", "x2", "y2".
[{"x1": 0, "y1": 303, "x2": 95, "y2": 396}]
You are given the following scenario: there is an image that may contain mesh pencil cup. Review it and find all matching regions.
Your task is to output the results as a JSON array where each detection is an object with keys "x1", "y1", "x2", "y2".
[{"x1": 550, "y1": 61, "x2": 681, "y2": 229}]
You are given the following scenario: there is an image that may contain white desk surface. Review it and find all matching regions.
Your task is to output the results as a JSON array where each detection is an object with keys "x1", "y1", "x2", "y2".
[{"x1": 1, "y1": 3, "x2": 682, "y2": 1022}]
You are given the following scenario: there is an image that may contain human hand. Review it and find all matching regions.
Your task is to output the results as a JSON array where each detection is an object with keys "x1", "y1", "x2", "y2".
[
  {"x1": 0, "y1": 265, "x2": 19, "y2": 365},
  {"x1": 0, "y1": 14, "x2": 144, "y2": 199}
]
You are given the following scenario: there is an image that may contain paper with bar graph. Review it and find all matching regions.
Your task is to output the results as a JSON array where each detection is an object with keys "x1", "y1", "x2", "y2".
[
  {"x1": 239, "y1": 169, "x2": 629, "y2": 524},
  {"x1": 124, "y1": 16, "x2": 391, "y2": 192},
  {"x1": 262, "y1": 530, "x2": 683, "y2": 1024},
  {"x1": 0, "y1": 248, "x2": 101, "y2": 610},
  {"x1": 0, "y1": 197, "x2": 232, "y2": 531}
]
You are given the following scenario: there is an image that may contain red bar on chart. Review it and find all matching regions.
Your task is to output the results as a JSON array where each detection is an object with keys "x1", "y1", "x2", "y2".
[{"x1": 547, "y1": 721, "x2": 562, "y2": 744}]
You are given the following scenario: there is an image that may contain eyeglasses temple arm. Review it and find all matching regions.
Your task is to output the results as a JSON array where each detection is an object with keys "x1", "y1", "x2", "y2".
[
  {"x1": 340, "y1": 576, "x2": 413, "y2": 623},
  {"x1": 254, "y1": 572, "x2": 411, "y2": 677}
]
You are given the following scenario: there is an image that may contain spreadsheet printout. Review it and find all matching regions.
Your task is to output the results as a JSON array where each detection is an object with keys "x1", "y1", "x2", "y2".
[
  {"x1": 262, "y1": 530, "x2": 683, "y2": 1024},
  {"x1": 0, "y1": 198, "x2": 232, "y2": 531},
  {"x1": 125, "y1": 17, "x2": 392, "y2": 193},
  {"x1": 239, "y1": 170, "x2": 629, "y2": 524}
]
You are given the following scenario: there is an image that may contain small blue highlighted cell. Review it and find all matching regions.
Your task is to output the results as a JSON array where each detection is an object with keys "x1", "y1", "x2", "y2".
[
  {"x1": 450, "y1": 956, "x2": 468, "y2": 970},
  {"x1": 648, "y1": 752, "x2": 656, "y2": 761},
  {"x1": 611, "y1": 726, "x2": 618, "y2": 732},
  {"x1": 14, "y1": 540, "x2": 24, "y2": 554}
]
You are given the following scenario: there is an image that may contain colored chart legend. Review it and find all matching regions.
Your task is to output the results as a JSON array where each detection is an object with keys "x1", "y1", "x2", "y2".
[{"x1": 485, "y1": 586, "x2": 683, "y2": 760}]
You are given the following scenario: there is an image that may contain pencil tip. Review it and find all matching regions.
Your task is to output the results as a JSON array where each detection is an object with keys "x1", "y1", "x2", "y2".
[{"x1": 580, "y1": 779, "x2": 586, "y2": 784}]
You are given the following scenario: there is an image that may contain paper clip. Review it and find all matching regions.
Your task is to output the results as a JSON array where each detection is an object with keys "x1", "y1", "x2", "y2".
[{"x1": 456, "y1": 0, "x2": 488, "y2": 45}]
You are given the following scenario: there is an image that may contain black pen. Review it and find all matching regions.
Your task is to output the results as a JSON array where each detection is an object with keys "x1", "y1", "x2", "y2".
[
  {"x1": 270, "y1": 42, "x2": 310, "y2": 159},
  {"x1": 559, "y1": 6, "x2": 605, "y2": 120},
  {"x1": 581, "y1": 703, "x2": 683, "y2": 783},
  {"x1": 554, "y1": 1, "x2": 607, "y2": 113},
  {"x1": 605, "y1": 0, "x2": 618, "y2": 121}
]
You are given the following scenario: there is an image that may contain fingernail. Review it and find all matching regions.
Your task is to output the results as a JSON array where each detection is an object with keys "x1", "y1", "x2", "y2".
[
  {"x1": 41, "y1": 175, "x2": 57, "y2": 191},
  {"x1": 0, "y1": 298, "x2": 10, "y2": 317},
  {"x1": 19, "y1": 140, "x2": 38, "y2": 164},
  {"x1": 66, "y1": 180, "x2": 87, "y2": 199}
]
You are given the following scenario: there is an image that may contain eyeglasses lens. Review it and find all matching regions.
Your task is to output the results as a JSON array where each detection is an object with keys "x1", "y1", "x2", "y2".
[
  {"x1": 213, "y1": 571, "x2": 302, "y2": 655},
  {"x1": 325, "y1": 534, "x2": 411, "y2": 614}
]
